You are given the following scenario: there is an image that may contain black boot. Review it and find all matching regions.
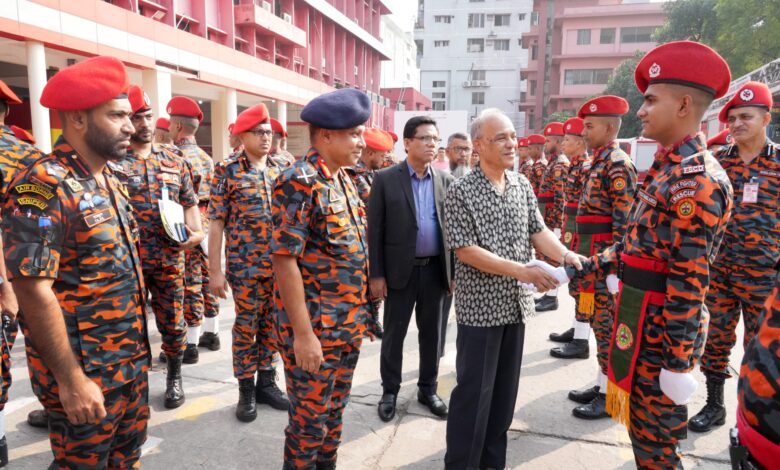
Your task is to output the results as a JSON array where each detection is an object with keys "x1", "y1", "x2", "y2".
[
  {"x1": 26, "y1": 409, "x2": 49, "y2": 428},
  {"x1": 689, "y1": 375, "x2": 726, "y2": 432},
  {"x1": 164, "y1": 353, "x2": 185, "y2": 409},
  {"x1": 0, "y1": 436, "x2": 7, "y2": 467},
  {"x1": 316, "y1": 460, "x2": 337, "y2": 470},
  {"x1": 535, "y1": 295, "x2": 559, "y2": 312},
  {"x1": 550, "y1": 339, "x2": 589, "y2": 359},
  {"x1": 183, "y1": 344, "x2": 199, "y2": 364},
  {"x1": 198, "y1": 332, "x2": 221, "y2": 351},
  {"x1": 256, "y1": 369, "x2": 289, "y2": 410},
  {"x1": 572, "y1": 393, "x2": 608, "y2": 420},
  {"x1": 549, "y1": 328, "x2": 574, "y2": 343},
  {"x1": 236, "y1": 378, "x2": 257, "y2": 422},
  {"x1": 568, "y1": 385, "x2": 600, "y2": 404},
  {"x1": 372, "y1": 319, "x2": 384, "y2": 339}
]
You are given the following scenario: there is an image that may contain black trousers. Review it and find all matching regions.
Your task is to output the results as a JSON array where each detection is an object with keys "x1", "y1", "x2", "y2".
[
  {"x1": 440, "y1": 293, "x2": 453, "y2": 358},
  {"x1": 380, "y1": 258, "x2": 446, "y2": 395},
  {"x1": 445, "y1": 322, "x2": 526, "y2": 470}
]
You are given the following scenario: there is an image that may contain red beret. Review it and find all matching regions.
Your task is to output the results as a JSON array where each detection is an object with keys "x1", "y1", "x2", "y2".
[
  {"x1": 10, "y1": 125, "x2": 35, "y2": 144},
  {"x1": 40, "y1": 56, "x2": 129, "y2": 111},
  {"x1": 563, "y1": 117, "x2": 585, "y2": 136},
  {"x1": 718, "y1": 81, "x2": 773, "y2": 123},
  {"x1": 228, "y1": 123, "x2": 234, "y2": 133},
  {"x1": 270, "y1": 118, "x2": 288, "y2": 138},
  {"x1": 128, "y1": 85, "x2": 151, "y2": 114},
  {"x1": 578, "y1": 95, "x2": 629, "y2": 118},
  {"x1": 707, "y1": 129, "x2": 732, "y2": 147},
  {"x1": 363, "y1": 127, "x2": 393, "y2": 151},
  {"x1": 543, "y1": 122, "x2": 564, "y2": 137},
  {"x1": 155, "y1": 117, "x2": 170, "y2": 131},
  {"x1": 232, "y1": 104, "x2": 270, "y2": 135},
  {"x1": 635, "y1": 41, "x2": 731, "y2": 99},
  {"x1": 0, "y1": 80, "x2": 22, "y2": 105},
  {"x1": 388, "y1": 131, "x2": 399, "y2": 142},
  {"x1": 528, "y1": 134, "x2": 545, "y2": 145},
  {"x1": 166, "y1": 96, "x2": 203, "y2": 122},
  {"x1": 517, "y1": 137, "x2": 528, "y2": 148}
]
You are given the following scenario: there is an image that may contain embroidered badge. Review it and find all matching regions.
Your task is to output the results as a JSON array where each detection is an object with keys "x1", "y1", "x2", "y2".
[
  {"x1": 14, "y1": 183, "x2": 54, "y2": 200},
  {"x1": 589, "y1": 103, "x2": 597, "y2": 113},
  {"x1": 64, "y1": 178, "x2": 84, "y2": 192},
  {"x1": 648, "y1": 62, "x2": 661, "y2": 78},
  {"x1": 670, "y1": 189, "x2": 696, "y2": 205},
  {"x1": 83, "y1": 208, "x2": 113, "y2": 228},
  {"x1": 18, "y1": 196, "x2": 47, "y2": 210},
  {"x1": 670, "y1": 179, "x2": 699, "y2": 193},
  {"x1": 637, "y1": 190, "x2": 657, "y2": 207},
  {"x1": 676, "y1": 198, "x2": 695, "y2": 219},
  {"x1": 682, "y1": 165, "x2": 705, "y2": 174},
  {"x1": 740, "y1": 88, "x2": 754, "y2": 102},
  {"x1": 612, "y1": 177, "x2": 626, "y2": 191},
  {"x1": 564, "y1": 232, "x2": 573, "y2": 243},
  {"x1": 616, "y1": 323, "x2": 633, "y2": 350}
]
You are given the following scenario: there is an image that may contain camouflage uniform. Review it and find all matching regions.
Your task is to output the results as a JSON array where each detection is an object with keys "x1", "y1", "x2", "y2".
[
  {"x1": 595, "y1": 134, "x2": 733, "y2": 468},
  {"x1": 735, "y1": 262, "x2": 780, "y2": 470},
  {"x1": 271, "y1": 150, "x2": 368, "y2": 469},
  {"x1": 537, "y1": 152, "x2": 569, "y2": 230},
  {"x1": 108, "y1": 143, "x2": 197, "y2": 358},
  {"x1": 700, "y1": 141, "x2": 780, "y2": 377},
  {"x1": 176, "y1": 136, "x2": 219, "y2": 327},
  {"x1": 0, "y1": 125, "x2": 43, "y2": 411},
  {"x1": 529, "y1": 157, "x2": 546, "y2": 196},
  {"x1": 208, "y1": 152, "x2": 287, "y2": 379},
  {"x1": 344, "y1": 159, "x2": 373, "y2": 205},
  {"x1": 519, "y1": 158, "x2": 533, "y2": 180},
  {"x1": 2, "y1": 137, "x2": 151, "y2": 468},
  {"x1": 561, "y1": 152, "x2": 590, "y2": 314},
  {"x1": 575, "y1": 141, "x2": 636, "y2": 374}
]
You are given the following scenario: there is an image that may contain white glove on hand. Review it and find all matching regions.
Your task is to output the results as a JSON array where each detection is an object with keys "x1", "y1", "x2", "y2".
[
  {"x1": 606, "y1": 274, "x2": 620, "y2": 294},
  {"x1": 659, "y1": 369, "x2": 698, "y2": 405},
  {"x1": 554, "y1": 228, "x2": 561, "y2": 239},
  {"x1": 526, "y1": 260, "x2": 570, "y2": 286},
  {"x1": 200, "y1": 234, "x2": 209, "y2": 254}
]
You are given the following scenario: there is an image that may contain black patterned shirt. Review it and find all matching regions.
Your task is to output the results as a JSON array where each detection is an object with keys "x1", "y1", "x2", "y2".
[{"x1": 444, "y1": 166, "x2": 544, "y2": 326}]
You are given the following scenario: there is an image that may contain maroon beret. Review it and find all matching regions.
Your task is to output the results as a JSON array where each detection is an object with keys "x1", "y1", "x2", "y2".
[
  {"x1": 232, "y1": 104, "x2": 270, "y2": 135},
  {"x1": 166, "y1": 96, "x2": 203, "y2": 122},
  {"x1": 40, "y1": 56, "x2": 130, "y2": 111},
  {"x1": 578, "y1": 96, "x2": 630, "y2": 118},
  {"x1": 635, "y1": 41, "x2": 731, "y2": 98},
  {"x1": 718, "y1": 81, "x2": 773, "y2": 123}
]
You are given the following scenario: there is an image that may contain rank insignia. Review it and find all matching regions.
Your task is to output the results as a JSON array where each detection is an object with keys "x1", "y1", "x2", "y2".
[{"x1": 64, "y1": 178, "x2": 84, "y2": 193}]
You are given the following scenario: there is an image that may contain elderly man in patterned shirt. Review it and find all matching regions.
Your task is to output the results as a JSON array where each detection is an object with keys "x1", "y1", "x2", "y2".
[{"x1": 443, "y1": 108, "x2": 584, "y2": 470}]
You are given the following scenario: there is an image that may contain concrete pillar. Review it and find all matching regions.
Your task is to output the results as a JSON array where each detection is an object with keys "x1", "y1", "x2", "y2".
[
  {"x1": 276, "y1": 100, "x2": 287, "y2": 128},
  {"x1": 26, "y1": 41, "x2": 51, "y2": 153},
  {"x1": 210, "y1": 88, "x2": 237, "y2": 162},
  {"x1": 142, "y1": 68, "x2": 172, "y2": 120}
]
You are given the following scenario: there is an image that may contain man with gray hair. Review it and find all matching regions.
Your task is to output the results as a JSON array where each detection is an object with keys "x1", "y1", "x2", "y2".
[
  {"x1": 444, "y1": 108, "x2": 583, "y2": 469},
  {"x1": 446, "y1": 132, "x2": 473, "y2": 178}
]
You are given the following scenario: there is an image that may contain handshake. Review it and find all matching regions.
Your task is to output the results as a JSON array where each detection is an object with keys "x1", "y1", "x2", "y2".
[{"x1": 517, "y1": 260, "x2": 572, "y2": 293}]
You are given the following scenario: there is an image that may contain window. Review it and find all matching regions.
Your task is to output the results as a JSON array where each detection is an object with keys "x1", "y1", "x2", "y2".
[
  {"x1": 434, "y1": 15, "x2": 452, "y2": 23},
  {"x1": 564, "y1": 68, "x2": 613, "y2": 85},
  {"x1": 518, "y1": 13, "x2": 526, "y2": 21},
  {"x1": 494, "y1": 39, "x2": 510, "y2": 51},
  {"x1": 620, "y1": 26, "x2": 655, "y2": 43},
  {"x1": 467, "y1": 38, "x2": 485, "y2": 52},
  {"x1": 494, "y1": 14, "x2": 510, "y2": 26},
  {"x1": 433, "y1": 101, "x2": 446, "y2": 110},
  {"x1": 471, "y1": 70, "x2": 486, "y2": 80},
  {"x1": 530, "y1": 11, "x2": 539, "y2": 26},
  {"x1": 576, "y1": 29, "x2": 591, "y2": 45},
  {"x1": 600, "y1": 28, "x2": 615, "y2": 44},
  {"x1": 468, "y1": 14, "x2": 485, "y2": 28},
  {"x1": 472, "y1": 92, "x2": 485, "y2": 105},
  {"x1": 432, "y1": 92, "x2": 446, "y2": 99},
  {"x1": 531, "y1": 44, "x2": 538, "y2": 60},
  {"x1": 529, "y1": 80, "x2": 537, "y2": 96},
  {"x1": 434, "y1": 40, "x2": 450, "y2": 47},
  {"x1": 432, "y1": 80, "x2": 446, "y2": 88},
  {"x1": 415, "y1": 39, "x2": 424, "y2": 56}
]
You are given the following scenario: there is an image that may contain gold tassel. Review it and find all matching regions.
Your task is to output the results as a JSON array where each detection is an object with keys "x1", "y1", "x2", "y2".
[
  {"x1": 605, "y1": 379, "x2": 631, "y2": 430},
  {"x1": 578, "y1": 292, "x2": 595, "y2": 318}
]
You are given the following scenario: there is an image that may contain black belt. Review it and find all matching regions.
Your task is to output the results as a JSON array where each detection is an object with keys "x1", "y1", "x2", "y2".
[
  {"x1": 413, "y1": 256, "x2": 435, "y2": 266},
  {"x1": 198, "y1": 200, "x2": 210, "y2": 207},
  {"x1": 619, "y1": 261, "x2": 668, "y2": 292},
  {"x1": 564, "y1": 206, "x2": 578, "y2": 215},
  {"x1": 576, "y1": 222, "x2": 612, "y2": 234}
]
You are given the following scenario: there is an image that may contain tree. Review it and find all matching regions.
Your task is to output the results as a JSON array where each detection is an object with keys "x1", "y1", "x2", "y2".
[
  {"x1": 546, "y1": 110, "x2": 574, "y2": 124},
  {"x1": 654, "y1": 0, "x2": 719, "y2": 45},
  {"x1": 715, "y1": 0, "x2": 780, "y2": 77},
  {"x1": 603, "y1": 51, "x2": 646, "y2": 139}
]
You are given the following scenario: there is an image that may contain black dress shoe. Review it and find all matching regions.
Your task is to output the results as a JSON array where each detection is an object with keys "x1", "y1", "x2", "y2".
[
  {"x1": 549, "y1": 327, "x2": 574, "y2": 343},
  {"x1": 550, "y1": 339, "x2": 589, "y2": 359},
  {"x1": 198, "y1": 332, "x2": 221, "y2": 351},
  {"x1": 183, "y1": 344, "x2": 199, "y2": 364},
  {"x1": 535, "y1": 295, "x2": 559, "y2": 312},
  {"x1": 159, "y1": 351, "x2": 167, "y2": 363},
  {"x1": 568, "y1": 385, "x2": 600, "y2": 404},
  {"x1": 27, "y1": 409, "x2": 49, "y2": 428},
  {"x1": 572, "y1": 393, "x2": 608, "y2": 420},
  {"x1": 417, "y1": 390, "x2": 448, "y2": 418},
  {"x1": 378, "y1": 393, "x2": 397, "y2": 422},
  {"x1": 0, "y1": 435, "x2": 8, "y2": 467}
]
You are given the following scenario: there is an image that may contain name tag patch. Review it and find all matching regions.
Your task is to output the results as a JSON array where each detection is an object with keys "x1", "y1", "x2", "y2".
[
  {"x1": 83, "y1": 208, "x2": 114, "y2": 228},
  {"x1": 637, "y1": 190, "x2": 657, "y2": 208},
  {"x1": 682, "y1": 165, "x2": 704, "y2": 174}
]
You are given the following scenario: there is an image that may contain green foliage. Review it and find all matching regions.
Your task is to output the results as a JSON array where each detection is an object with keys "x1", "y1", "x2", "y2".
[
  {"x1": 546, "y1": 110, "x2": 574, "y2": 124},
  {"x1": 654, "y1": 0, "x2": 719, "y2": 44},
  {"x1": 603, "y1": 51, "x2": 646, "y2": 139}
]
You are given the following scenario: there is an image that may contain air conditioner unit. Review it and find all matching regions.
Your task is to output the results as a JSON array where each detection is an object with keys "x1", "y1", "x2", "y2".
[
  {"x1": 261, "y1": 1, "x2": 271, "y2": 12},
  {"x1": 283, "y1": 13, "x2": 292, "y2": 23}
]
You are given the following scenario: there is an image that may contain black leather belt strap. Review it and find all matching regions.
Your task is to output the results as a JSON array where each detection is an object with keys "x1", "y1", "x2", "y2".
[
  {"x1": 576, "y1": 222, "x2": 612, "y2": 234},
  {"x1": 619, "y1": 262, "x2": 667, "y2": 292},
  {"x1": 413, "y1": 257, "x2": 434, "y2": 266}
]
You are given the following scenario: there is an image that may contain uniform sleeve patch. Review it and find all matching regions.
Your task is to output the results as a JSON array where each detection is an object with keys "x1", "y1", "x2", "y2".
[
  {"x1": 682, "y1": 164, "x2": 705, "y2": 174},
  {"x1": 612, "y1": 177, "x2": 626, "y2": 191},
  {"x1": 675, "y1": 198, "x2": 695, "y2": 219},
  {"x1": 669, "y1": 189, "x2": 697, "y2": 205},
  {"x1": 17, "y1": 196, "x2": 48, "y2": 210},
  {"x1": 637, "y1": 190, "x2": 657, "y2": 207},
  {"x1": 14, "y1": 183, "x2": 54, "y2": 200},
  {"x1": 669, "y1": 179, "x2": 699, "y2": 193}
]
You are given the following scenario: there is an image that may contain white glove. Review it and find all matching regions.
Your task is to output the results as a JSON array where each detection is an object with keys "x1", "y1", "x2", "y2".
[
  {"x1": 606, "y1": 274, "x2": 620, "y2": 294},
  {"x1": 554, "y1": 228, "x2": 561, "y2": 239},
  {"x1": 525, "y1": 260, "x2": 570, "y2": 287},
  {"x1": 659, "y1": 369, "x2": 698, "y2": 405},
  {"x1": 200, "y1": 233, "x2": 209, "y2": 254}
]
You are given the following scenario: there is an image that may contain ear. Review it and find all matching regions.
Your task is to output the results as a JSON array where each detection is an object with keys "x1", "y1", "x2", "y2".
[
  {"x1": 763, "y1": 110, "x2": 772, "y2": 127},
  {"x1": 67, "y1": 110, "x2": 88, "y2": 131},
  {"x1": 678, "y1": 94, "x2": 694, "y2": 118}
]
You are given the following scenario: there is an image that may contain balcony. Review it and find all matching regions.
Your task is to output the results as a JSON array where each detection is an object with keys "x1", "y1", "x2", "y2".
[
  {"x1": 234, "y1": 4, "x2": 306, "y2": 48},
  {"x1": 463, "y1": 80, "x2": 489, "y2": 88}
]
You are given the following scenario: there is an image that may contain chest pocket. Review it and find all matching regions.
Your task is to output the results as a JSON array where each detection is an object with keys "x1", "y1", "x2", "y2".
[
  {"x1": 75, "y1": 206, "x2": 122, "y2": 282},
  {"x1": 323, "y1": 200, "x2": 355, "y2": 248}
]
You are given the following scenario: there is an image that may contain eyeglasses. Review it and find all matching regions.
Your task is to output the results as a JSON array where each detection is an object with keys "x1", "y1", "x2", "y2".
[
  {"x1": 411, "y1": 136, "x2": 442, "y2": 144},
  {"x1": 450, "y1": 146, "x2": 472, "y2": 153},
  {"x1": 485, "y1": 134, "x2": 518, "y2": 145},
  {"x1": 247, "y1": 129, "x2": 274, "y2": 137}
]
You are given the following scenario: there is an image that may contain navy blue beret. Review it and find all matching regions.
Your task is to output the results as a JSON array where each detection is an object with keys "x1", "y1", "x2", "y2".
[{"x1": 300, "y1": 88, "x2": 371, "y2": 129}]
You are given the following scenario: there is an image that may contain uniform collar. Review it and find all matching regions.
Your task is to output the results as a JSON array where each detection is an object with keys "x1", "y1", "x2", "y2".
[
  {"x1": 237, "y1": 150, "x2": 281, "y2": 171},
  {"x1": 661, "y1": 133, "x2": 706, "y2": 164},
  {"x1": 51, "y1": 136, "x2": 104, "y2": 179},
  {"x1": 592, "y1": 141, "x2": 619, "y2": 164},
  {"x1": 305, "y1": 148, "x2": 334, "y2": 180},
  {"x1": 175, "y1": 135, "x2": 197, "y2": 147}
]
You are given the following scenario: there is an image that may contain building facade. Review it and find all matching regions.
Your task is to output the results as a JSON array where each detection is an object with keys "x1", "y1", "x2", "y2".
[
  {"x1": 414, "y1": 0, "x2": 533, "y2": 132},
  {"x1": 0, "y1": 0, "x2": 393, "y2": 158},
  {"x1": 520, "y1": 0, "x2": 664, "y2": 134}
]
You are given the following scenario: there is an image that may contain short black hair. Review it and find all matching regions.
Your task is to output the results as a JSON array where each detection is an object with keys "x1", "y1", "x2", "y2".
[
  {"x1": 0, "y1": 101, "x2": 7, "y2": 119},
  {"x1": 403, "y1": 115, "x2": 438, "y2": 140}
]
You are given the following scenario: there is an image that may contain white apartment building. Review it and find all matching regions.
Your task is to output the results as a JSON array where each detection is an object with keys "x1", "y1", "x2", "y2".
[
  {"x1": 380, "y1": 6, "x2": 421, "y2": 90},
  {"x1": 414, "y1": 0, "x2": 532, "y2": 130}
]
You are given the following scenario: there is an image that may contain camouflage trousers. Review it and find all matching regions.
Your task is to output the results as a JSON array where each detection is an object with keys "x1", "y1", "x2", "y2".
[
  {"x1": 281, "y1": 340, "x2": 362, "y2": 469},
  {"x1": 46, "y1": 373, "x2": 149, "y2": 469},
  {"x1": 184, "y1": 245, "x2": 219, "y2": 327},
  {"x1": 0, "y1": 318, "x2": 18, "y2": 411},
  {"x1": 700, "y1": 267, "x2": 774, "y2": 377},
  {"x1": 142, "y1": 253, "x2": 187, "y2": 357},
  {"x1": 229, "y1": 275, "x2": 276, "y2": 379}
]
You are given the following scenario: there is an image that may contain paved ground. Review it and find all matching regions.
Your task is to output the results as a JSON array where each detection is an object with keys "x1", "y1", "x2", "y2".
[{"x1": 5, "y1": 290, "x2": 740, "y2": 469}]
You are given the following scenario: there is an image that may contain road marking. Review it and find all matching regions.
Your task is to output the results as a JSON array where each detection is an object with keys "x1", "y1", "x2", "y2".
[{"x1": 175, "y1": 396, "x2": 218, "y2": 421}]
